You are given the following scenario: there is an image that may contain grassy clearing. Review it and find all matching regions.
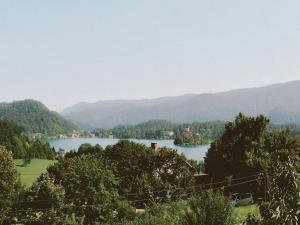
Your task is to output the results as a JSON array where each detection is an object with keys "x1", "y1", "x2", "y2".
[
  {"x1": 15, "y1": 159, "x2": 56, "y2": 187},
  {"x1": 233, "y1": 204, "x2": 260, "y2": 224}
]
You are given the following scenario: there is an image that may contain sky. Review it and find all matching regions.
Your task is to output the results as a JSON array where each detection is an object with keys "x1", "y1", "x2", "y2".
[{"x1": 0, "y1": 0, "x2": 300, "y2": 111}]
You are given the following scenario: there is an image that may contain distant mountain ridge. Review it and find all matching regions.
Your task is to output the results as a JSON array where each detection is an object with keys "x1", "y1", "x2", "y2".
[
  {"x1": 61, "y1": 81, "x2": 300, "y2": 128},
  {"x1": 0, "y1": 99, "x2": 78, "y2": 135}
]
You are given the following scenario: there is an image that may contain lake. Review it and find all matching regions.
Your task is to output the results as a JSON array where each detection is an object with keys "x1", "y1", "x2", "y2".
[{"x1": 47, "y1": 138, "x2": 210, "y2": 161}]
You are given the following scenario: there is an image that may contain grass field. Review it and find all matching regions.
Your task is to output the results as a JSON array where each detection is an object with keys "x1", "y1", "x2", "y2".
[
  {"x1": 15, "y1": 159, "x2": 56, "y2": 187},
  {"x1": 233, "y1": 204, "x2": 260, "y2": 223}
]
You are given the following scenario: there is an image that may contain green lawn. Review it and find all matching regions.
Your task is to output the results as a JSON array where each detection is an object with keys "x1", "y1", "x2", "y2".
[
  {"x1": 233, "y1": 204, "x2": 260, "y2": 224},
  {"x1": 15, "y1": 159, "x2": 56, "y2": 187}
]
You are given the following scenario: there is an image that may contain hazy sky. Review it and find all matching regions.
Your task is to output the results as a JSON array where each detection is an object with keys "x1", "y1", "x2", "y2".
[{"x1": 0, "y1": 1, "x2": 299, "y2": 111}]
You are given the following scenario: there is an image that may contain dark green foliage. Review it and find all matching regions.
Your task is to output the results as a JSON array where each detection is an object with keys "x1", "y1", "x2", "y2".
[
  {"x1": 205, "y1": 113, "x2": 270, "y2": 180},
  {"x1": 0, "y1": 119, "x2": 29, "y2": 158},
  {"x1": 47, "y1": 155, "x2": 119, "y2": 224},
  {"x1": 0, "y1": 100, "x2": 78, "y2": 135},
  {"x1": 0, "y1": 146, "x2": 17, "y2": 222},
  {"x1": 109, "y1": 191, "x2": 234, "y2": 225},
  {"x1": 104, "y1": 140, "x2": 194, "y2": 206},
  {"x1": 260, "y1": 155, "x2": 300, "y2": 224},
  {"x1": 183, "y1": 191, "x2": 234, "y2": 225},
  {"x1": 29, "y1": 140, "x2": 56, "y2": 159},
  {"x1": 0, "y1": 119, "x2": 57, "y2": 159},
  {"x1": 64, "y1": 143, "x2": 103, "y2": 158},
  {"x1": 109, "y1": 200, "x2": 187, "y2": 225},
  {"x1": 23, "y1": 151, "x2": 33, "y2": 166},
  {"x1": 12, "y1": 175, "x2": 84, "y2": 225},
  {"x1": 114, "y1": 200, "x2": 137, "y2": 222},
  {"x1": 244, "y1": 154, "x2": 300, "y2": 225}
]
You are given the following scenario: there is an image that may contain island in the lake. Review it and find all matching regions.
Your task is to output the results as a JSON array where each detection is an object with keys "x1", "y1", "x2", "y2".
[
  {"x1": 92, "y1": 120, "x2": 225, "y2": 147},
  {"x1": 174, "y1": 127, "x2": 210, "y2": 146}
]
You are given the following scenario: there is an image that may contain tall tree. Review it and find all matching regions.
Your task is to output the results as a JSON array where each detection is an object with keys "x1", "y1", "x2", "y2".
[
  {"x1": 47, "y1": 155, "x2": 119, "y2": 224},
  {"x1": 0, "y1": 146, "x2": 17, "y2": 222},
  {"x1": 104, "y1": 140, "x2": 194, "y2": 205},
  {"x1": 204, "y1": 113, "x2": 270, "y2": 180}
]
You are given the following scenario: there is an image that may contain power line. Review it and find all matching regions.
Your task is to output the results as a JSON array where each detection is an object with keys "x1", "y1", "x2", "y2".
[
  {"x1": 11, "y1": 175, "x2": 264, "y2": 206},
  {"x1": 13, "y1": 173, "x2": 263, "y2": 205},
  {"x1": 6, "y1": 177, "x2": 262, "y2": 215},
  {"x1": 129, "y1": 177, "x2": 263, "y2": 203}
]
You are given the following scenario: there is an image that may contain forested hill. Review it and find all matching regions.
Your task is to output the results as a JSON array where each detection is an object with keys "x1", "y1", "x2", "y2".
[
  {"x1": 62, "y1": 80, "x2": 300, "y2": 128},
  {"x1": 0, "y1": 100, "x2": 78, "y2": 135}
]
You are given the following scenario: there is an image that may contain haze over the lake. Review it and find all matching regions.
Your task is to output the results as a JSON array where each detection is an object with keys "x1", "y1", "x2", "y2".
[{"x1": 1, "y1": 0, "x2": 300, "y2": 111}]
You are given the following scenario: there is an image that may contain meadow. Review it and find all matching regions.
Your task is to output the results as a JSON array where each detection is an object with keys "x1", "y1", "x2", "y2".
[
  {"x1": 233, "y1": 204, "x2": 260, "y2": 223},
  {"x1": 15, "y1": 159, "x2": 56, "y2": 187}
]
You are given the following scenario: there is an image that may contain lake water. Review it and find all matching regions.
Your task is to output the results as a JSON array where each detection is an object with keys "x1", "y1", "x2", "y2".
[{"x1": 47, "y1": 138, "x2": 210, "y2": 161}]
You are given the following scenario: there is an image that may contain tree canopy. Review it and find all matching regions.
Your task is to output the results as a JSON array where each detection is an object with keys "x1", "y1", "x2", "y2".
[
  {"x1": 104, "y1": 140, "x2": 194, "y2": 206},
  {"x1": 47, "y1": 155, "x2": 119, "y2": 224},
  {"x1": 0, "y1": 146, "x2": 17, "y2": 221},
  {"x1": 204, "y1": 113, "x2": 270, "y2": 180}
]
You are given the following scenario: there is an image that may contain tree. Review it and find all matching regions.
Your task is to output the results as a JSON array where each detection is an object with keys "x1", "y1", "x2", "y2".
[
  {"x1": 64, "y1": 143, "x2": 103, "y2": 158},
  {"x1": 23, "y1": 148, "x2": 33, "y2": 166},
  {"x1": 30, "y1": 140, "x2": 56, "y2": 160},
  {"x1": 0, "y1": 119, "x2": 28, "y2": 158},
  {"x1": 204, "y1": 113, "x2": 270, "y2": 180},
  {"x1": 245, "y1": 153, "x2": 300, "y2": 225},
  {"x1": 0, "y1": 146, "x2": 17, "y2": 222},
  {"x1": 47, "y1": 155, "x2": 119, "y2": 224},
  {"x1": 12, "y1": 174, "x2": 83, "y2": 224},
  {"x1": 104, "y1": 140, "x2": 194, "y2": 205},
  {"x1": 263, "y1": 156, "x2": 300, "y2": 224}
]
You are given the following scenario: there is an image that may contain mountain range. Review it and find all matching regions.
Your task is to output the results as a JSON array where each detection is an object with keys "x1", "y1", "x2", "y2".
[{"x1": 61, "y1": 80, "x2": 300, "y2": 128}]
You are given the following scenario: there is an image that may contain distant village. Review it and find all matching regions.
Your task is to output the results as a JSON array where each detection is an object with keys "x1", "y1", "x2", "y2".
[{"x1": 31, "y1": 130, "x2": 96, "y2": 140}]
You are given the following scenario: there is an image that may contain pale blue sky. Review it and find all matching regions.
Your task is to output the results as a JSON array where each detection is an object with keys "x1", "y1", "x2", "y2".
[{"x1": 0, "y1": 0, "x2": 299, "y2": 111}]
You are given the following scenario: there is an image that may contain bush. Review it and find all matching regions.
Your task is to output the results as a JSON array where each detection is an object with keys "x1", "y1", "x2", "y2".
[
  {"x1": 109, "y1": 200, "x2": 186, "y2": 225},
  {"x1": 115, "y1": 200, "x2": 137, "y2": 221},
  {"x1": 183, "y1": 190, "x2": 234, "y2": 225}
]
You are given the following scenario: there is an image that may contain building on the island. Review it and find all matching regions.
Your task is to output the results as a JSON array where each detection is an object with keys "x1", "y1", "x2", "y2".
[{"x1": 181, "y1": 127, "x2": 193, "y2": 138}]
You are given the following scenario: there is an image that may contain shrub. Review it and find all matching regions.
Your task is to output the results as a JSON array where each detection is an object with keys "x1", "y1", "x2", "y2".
[{"x1": 183, "y1": 190, "x2": 234, "y2": 225}]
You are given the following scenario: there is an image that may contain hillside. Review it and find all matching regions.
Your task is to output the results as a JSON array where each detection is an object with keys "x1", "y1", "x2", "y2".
[
  {"x1": 0, "y1": 100, "x2": 78, "y2": 135},
  {"x1": 61, "y1": 81, "x2": 300, "y2": 128}
]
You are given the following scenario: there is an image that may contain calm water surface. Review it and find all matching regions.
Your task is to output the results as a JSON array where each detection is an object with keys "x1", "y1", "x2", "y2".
[{"x1": 48, "y1": 138, "x2": 210, "y2": 161}]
